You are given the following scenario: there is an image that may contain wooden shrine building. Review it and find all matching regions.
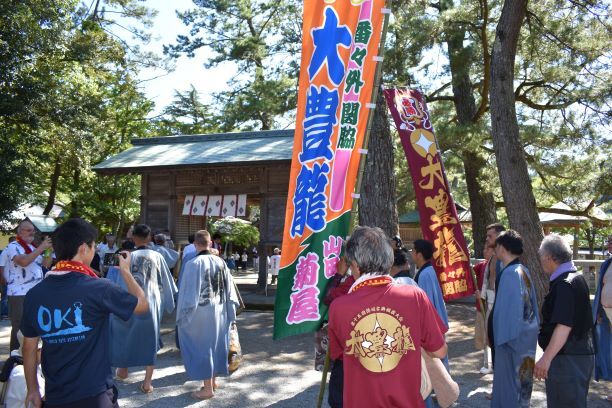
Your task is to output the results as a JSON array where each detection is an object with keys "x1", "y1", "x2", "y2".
[{"x1": 93, "y1": 130, "x2": 294, "y2": 266}]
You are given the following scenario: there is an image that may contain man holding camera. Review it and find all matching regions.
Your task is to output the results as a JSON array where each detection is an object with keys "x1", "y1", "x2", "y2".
[
  {"x1": 4, "y1": 220, "x2": 53, "y2": 352},
  {"x1": 21, "y1": 218, "x2": 148, "y2": 408},
  {"x1": 110, "y1": 224, "x2": 176, "y2": 394}
]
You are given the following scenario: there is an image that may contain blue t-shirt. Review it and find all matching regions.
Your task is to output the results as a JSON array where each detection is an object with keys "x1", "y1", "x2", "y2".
[{"x1": 21, "y1": 272, "x2": 137, "y2": 405}]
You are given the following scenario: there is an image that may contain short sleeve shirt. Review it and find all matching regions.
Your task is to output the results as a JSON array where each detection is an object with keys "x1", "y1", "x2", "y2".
[
  {"x1": 21, "y1": 273, "x2": 137, "y2": 405},
  {"x1": 0, "y1": 247, "x2": 9, "y2": 267},
  {"x1": 3, "y1": 241, "x2": 43, "y2": 296},
  {"x1": 538, "y1": 271, "x2": 594, "y2": 354},
  {"x1": 270, "y1": 255, "x2": 281, "y2": 275},
  {"x1": 97, "y1": 243, "x2": 118, "y2": 266},
  {"x1": 328, "y1": 282, "x2": 447, "y2": 408}
]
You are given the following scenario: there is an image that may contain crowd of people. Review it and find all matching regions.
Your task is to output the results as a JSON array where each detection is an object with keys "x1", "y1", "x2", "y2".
[
  {"x1": 321, "y1": 225, "x2": 611, "y2": 408},
  {"x1": 0, "y1": 217, "x2": 609, "y2": 407},
  {"x1": 0, "y1": 219, "x2": 239, "y2": 407}
]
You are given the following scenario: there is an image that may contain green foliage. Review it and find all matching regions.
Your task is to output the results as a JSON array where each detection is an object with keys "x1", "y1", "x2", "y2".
[
  {"x1": 0, "y1": 0, "x2": 158, "y2": 237},
  {"x1": 152, "y1": 86, "x2": 220, "y2": 135},
  {"x1": 212, "y1": 217, "x2": 260, "y2": 247},
  {"x1": 165, "y1": 0, "x2": 302, "y2": 130},
  {"x1": 387, "y1": 0, "x2": 610, "y2": 227}
]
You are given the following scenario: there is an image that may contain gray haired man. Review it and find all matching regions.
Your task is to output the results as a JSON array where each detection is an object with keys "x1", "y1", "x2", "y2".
[
  {"x1": 535, "y1": 234, "x2": 594, "y2": 408},
  {"x1": 327, "y1": 226, "x2": 447, "y2": 407}
]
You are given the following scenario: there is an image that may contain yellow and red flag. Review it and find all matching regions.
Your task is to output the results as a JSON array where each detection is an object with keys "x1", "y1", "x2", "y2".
[
  {"x1": 384, "y1": 87, "x2": 475, "y2": 301},
  {"x1": 273, "y1": 0, "x2": 387, "y2": 339}
]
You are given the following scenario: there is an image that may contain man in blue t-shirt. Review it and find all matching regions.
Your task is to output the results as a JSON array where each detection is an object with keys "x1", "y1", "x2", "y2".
[{"x1": 21, "y1": 218, "x2": 149, "y2": 408}]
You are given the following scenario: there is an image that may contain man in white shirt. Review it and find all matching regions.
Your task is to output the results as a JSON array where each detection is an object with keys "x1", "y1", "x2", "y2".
[
  {"x1": 97, "y1": 233, "x2": 118, "y2": 272},
  {"x1": 0, "y1": 237, "x2": 16, "y2": 319},
  {"x1": 3, "y1": 220, "x2": 52, "y2": 351},
  {"x1": 269, "y1": 248, "x2": 281, "y2": 284},
  {"x1": 241, "y1": 251, "x2": 248, "y2": 270}
]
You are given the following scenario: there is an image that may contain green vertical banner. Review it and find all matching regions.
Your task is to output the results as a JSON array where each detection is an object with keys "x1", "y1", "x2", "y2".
[{"x1": 273, "y1": 0, "x2": 387, "y2": 339}]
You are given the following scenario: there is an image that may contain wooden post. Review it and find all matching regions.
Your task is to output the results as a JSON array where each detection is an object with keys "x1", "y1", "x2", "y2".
[
  {"x1": 573, "y1": 225, "x2": 580, "y2": 259},
  {"x1": 140, "y1": 174, "x2": 149, "y2": 224},
  {"x1": 168, "y1": 172, "x2": 177, "y2": 238}
]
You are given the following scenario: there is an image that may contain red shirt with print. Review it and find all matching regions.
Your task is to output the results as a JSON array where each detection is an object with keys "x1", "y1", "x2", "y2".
[{"x1": 328, "y1": 280, "x2": 447, "y2": 408}]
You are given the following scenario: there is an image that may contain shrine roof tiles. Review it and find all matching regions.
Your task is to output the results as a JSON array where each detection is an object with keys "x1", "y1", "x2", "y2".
[{"x1": 93, "y1": 129, "x2": 295, "y2": 173}]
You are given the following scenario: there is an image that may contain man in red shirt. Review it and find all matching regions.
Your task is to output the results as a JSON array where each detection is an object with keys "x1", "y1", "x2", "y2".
[{"x1": 328, "y1": 226, "x2": 448, "y2": 407}]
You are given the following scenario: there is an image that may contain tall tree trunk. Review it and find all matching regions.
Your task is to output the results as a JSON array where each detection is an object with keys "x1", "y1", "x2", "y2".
[
  {"x1": 359, "y1": 90, "x2": 398, "y2": 238},
  {"x1": 489, "y1": 0, "x2": 546, "y2": 306},
  {"x1": 43, "y1": 158, "x2": 61, "y2": 215},
  {"x1": 70, "y1": 167, "x2": 81, "y2": 218},
  {"x1": 446, "y1": 27, "x2": 498, "y2": 258},
  {"x1": 462, "y1": 152, "x2": 498, "y2": 257}
]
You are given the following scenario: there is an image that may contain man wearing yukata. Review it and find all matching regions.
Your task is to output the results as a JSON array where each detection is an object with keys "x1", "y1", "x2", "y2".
[
  {"x1": 593, "y1": 235, "x2": 612, "y2": 401},
  {"x1": 328, "y1": 226, "x2": 448, "y2": 407},
  {"x1": 412, "y1": 239, "x2": 449, "y2": 407},
  {"x1": 176, "y1": 230, "x2": 239, "y2": 400},
  {"x1": 490, "y1": 230, "x2": 539, "y2": 407},
  {"x1": 413, "y1": 239, "x2": 449, "y2": 329},
  {"x1": 110, "y1": 224, "x2": 177, "y2": 394},
  {"x1": 152, "y1": 233, "x2": 179, "y2": 270}
]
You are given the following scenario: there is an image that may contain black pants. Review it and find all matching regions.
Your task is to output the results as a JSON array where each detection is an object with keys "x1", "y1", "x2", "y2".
[
  {"x1": 46, "y1": 386, "x2": 119, "y2": 408},
  {"x1": 8, "y1": 295, "x2": 24, "y2": 352},
  {"x1": 546, "y1": 354, "x2": 593, "y2": 408},
  {"x1": 328, "y1": 359, "x2": 344, "y2": 408},
  {"x1": 487, "y1": 308, "x2": 495, "y2": 368}
]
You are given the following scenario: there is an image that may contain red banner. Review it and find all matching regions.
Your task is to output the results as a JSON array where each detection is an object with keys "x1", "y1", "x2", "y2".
[{"x1": 383, "y1": 87, "x2": 474, "y2": 301}]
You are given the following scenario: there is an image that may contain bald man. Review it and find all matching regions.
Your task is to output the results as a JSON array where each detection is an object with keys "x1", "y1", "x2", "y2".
[{"x1": 4, "y1": 221, "x2": 52, "y2": 350}]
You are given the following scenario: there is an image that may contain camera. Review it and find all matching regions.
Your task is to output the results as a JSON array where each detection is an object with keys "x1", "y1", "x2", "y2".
[{"x1": 104, "y1": 252, "x2": 126, "y2": 267}]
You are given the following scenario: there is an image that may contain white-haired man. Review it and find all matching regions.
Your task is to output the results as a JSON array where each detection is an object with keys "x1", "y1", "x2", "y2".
[
  {"x1": 328, "y1": 226, "x2": 447, "y2": 407},
  {"x1": 535, "y1": 234, "x2": 594, "y2": 407},
  {"x1": 4, "y1": 220, "x2": 52, "y2": 351}
]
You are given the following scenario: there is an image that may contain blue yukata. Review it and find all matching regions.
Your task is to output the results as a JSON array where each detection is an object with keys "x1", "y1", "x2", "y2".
[
  {"x1": 109, "y1": 249, "x2": 177, "y2": 367},
  {"x1": 177, "y1": 251, "x2": 197, "y2": 289},
  {"x1": 593, "y1": 258, "x2": 612, "y2": 381},
  {"x1": 152, "y1": 244, "x2": 179, "y2": 269},
  {"x1": 393, "y1": 270, "x2": 418, "y2": 287},
  {"x1": 415, "y1": 262, "x2": 449, "y2": 408},
  {"x1": 490, "y1": 259, "x2": 539, "y2": 408},
  {"x1": 177, "y1": 251, "x2": 238, "y2": 380},
  {"x1": 174, "y1": 250, "x2": 197, "y2": 349}
]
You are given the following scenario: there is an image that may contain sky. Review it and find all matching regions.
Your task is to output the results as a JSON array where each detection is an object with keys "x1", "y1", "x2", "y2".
[
  {"x1": 124, "y1": 1, "x2": 448, "y2": 120},
  {"x1": 126, "y1": 0, "x2": 234, "y2": 116}
]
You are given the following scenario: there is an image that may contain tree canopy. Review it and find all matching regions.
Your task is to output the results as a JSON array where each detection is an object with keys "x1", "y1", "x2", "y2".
[{"x1": 0, "y1": 0, "x2": 609, "y2": 259}]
